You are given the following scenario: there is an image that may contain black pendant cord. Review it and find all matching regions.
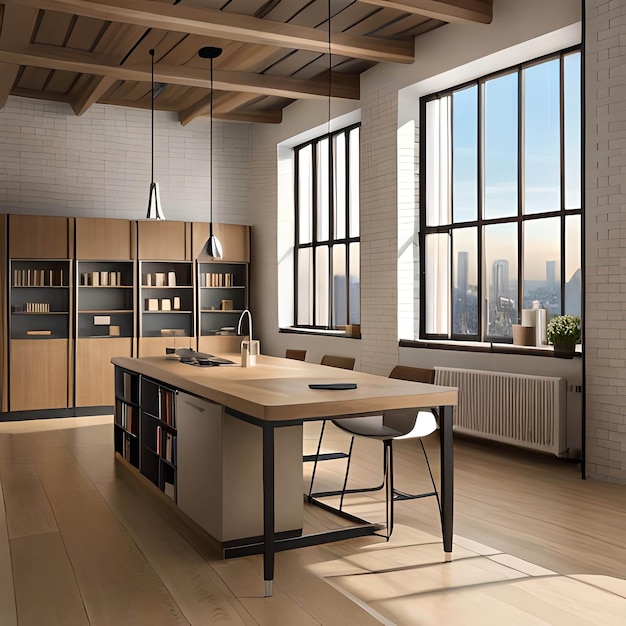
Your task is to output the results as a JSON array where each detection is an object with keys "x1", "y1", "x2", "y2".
[
  {"x1": 328, "y1": 0, "x2": 331, "y2": 135},
  {"x1": 150, "y1": 48, "x2": 155, "y2": 186},
  {"x1": 210, "y1": 55, "x2": 214, "y2": 232}
]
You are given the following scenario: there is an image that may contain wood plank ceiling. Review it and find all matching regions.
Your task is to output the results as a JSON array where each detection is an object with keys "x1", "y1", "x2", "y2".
[{"x1": 0, "y1": 0, "x2": 492, "y2": 124}]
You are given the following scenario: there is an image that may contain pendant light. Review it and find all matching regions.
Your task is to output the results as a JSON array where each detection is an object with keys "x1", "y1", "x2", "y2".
[
  {"x1": 198, "y1": 46, "x2": 223, "y2": 259},
  {"x1": 146, "y1": 48, "x2": 165, "y2": 220}
]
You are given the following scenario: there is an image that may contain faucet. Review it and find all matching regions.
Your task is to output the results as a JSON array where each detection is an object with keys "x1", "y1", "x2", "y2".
[{"x1": 237, "y1": 309, "x2": 253, "y2": 340}]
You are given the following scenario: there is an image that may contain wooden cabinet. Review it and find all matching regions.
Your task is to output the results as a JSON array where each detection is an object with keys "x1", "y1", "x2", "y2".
[
  {"x1": 2, "y1": 215, "x2": 250, "y2": 415},
  {"x1": 75, "y1": 217, "x2": 135, "y2": 260},
  {"x1": 76, "y1": 338, "x2": 132, "y2": 407},
  {"x1": 9, "y1": 214, "x2": 72, "y2": 259},
  {"x1": 74, "y1": 247, "x2": 135, "y2": 406},
  {"x1": 8, "y1": 255, "x2": 72, "y2": 411},
  {"x1": 137, "y1": 220, "x2": 189, "y2": 261},
  {"x1": 10, "y1": 339, "x2": 69, "y2": 411},
  {"x1": 177, "y1": 393, "x2": 302, "y2": 543},
  {"x1": 192, "y1": 223, "x2": 250, "y2": 262}
]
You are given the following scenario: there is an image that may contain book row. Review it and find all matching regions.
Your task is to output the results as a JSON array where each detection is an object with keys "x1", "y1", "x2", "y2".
[
  {"x1": 12, "y1": 302, "x2": 51, "y2": 313},
  {"x1": 200, "y1": 273, "x2": 237, "y2": 287},
  {"x1": 80, "y1": 271, "x2": 124, "y2": 287},
  {"x1": 13, "y1": 268, "x2": 65, "y2": 287},
  {"x1": 143, "y1": 271, "x2": 178, "y2": 287}
]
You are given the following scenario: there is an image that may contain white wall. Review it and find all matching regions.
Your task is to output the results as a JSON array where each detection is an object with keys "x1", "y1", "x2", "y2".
[{"x1": 0, "y1": 96, "x2": 250, "y2": 224}]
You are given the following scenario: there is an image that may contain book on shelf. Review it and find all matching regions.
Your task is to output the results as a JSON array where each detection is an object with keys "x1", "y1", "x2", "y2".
[
  {"x1": 160, "y1": 389, "x2": 175, "y2": 427},
  {"x1": 155, "y1": 273, "x2": 166, "y2": 287},
  {"x1": 156, "y1": 425, "x2": 162, "y2": 456},
  {"x1": 100, "y1": 271, "x2": 108, "y2": 286},
  {"x1": 167, "y1": 271, "x2": 176, "y2": 287},
  {"x1": 164, "y1": 432, "x2": 175, "y2": 463}
]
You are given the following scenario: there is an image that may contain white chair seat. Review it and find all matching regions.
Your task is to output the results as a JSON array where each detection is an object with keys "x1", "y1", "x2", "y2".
[{"x1": 333, "y1": 410, "x2": 437, "y2": 441}]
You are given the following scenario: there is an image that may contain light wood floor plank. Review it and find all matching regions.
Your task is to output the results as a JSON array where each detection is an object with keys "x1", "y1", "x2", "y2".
[
  {"x1": 43, "y1": 487, "x2": 189, "y2": 625},
  {"x1": 93, "y1": 472, "x2": 256, "y2": 625},
  {"x1": 3, "y1": 476, "x2": 59, "y2": 539},
  {"x1": 11, "y1": 532, "x2": 88, "y2": 626}
]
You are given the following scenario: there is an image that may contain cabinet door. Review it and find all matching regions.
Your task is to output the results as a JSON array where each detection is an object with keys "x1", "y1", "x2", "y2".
[
  {"x1": 9, "y1": 215, "x2": 70, "y2": 259},
  {"x1": 75, "y1": 218, "x2": 134, "y2": 260},
  {"x1": 192, "y1": 223, "x2": 250, "y2": 262},
  {"x1": 137, "y1": 220, "x2": 188, "y2": 260},
  {"x1": 10, "y1": 339, "x2": 69, "y2": 410},
  {"x1": 75, "y1": 337, "x2": 132, "y2": 407}
]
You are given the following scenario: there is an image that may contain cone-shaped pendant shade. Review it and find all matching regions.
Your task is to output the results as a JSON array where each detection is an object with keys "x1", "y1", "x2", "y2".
[
  {"x1": 146, "y1": 48, "x2": 165, "y2": 220},
  {"x1": 199, "y1": 46, "x2": 223, "y2": 257},
  {"x1": 147, "y1": 181, "x2": 165, "y2": 220}
]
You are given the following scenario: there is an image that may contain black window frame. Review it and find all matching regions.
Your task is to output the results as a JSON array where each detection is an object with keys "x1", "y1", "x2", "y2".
[
  {"x1": 419, "y1": 46, "x2": 582, "y2": 344},
  {"x1": 293, "y1": 123, "x2": 360, "y2": 330}
]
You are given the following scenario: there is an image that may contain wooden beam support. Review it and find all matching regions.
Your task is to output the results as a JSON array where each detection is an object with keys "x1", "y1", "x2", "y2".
[
  {"x1": 357, "y1": 0, "x2": 493, "y2": 24},
  {"x1": 0, "y1": 5, "x2": 39, "y2": 108},
  {"x1": 0, "y1": 44, "x2": 360, "y2": 100},
  {"x1": 70, "y1": 22, "x2": 146, "y2": 116},
  {"x1": 180, "y1": 92, "x2": 265, "y2": 127},
  {"x1": 6, "y1": 0, "x2": 415, "y2": 64}
]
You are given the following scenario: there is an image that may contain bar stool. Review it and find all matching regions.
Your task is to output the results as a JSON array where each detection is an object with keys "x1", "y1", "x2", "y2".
[
  {"x1": 309, "y1": 366, "x2": 441, "y2": 539},
  {"x1": 285, "y1": 349, "x2": 307, "y2": 361},
  {"x1": 303, "y1": 355, "x2": 355, "y2": 465}
]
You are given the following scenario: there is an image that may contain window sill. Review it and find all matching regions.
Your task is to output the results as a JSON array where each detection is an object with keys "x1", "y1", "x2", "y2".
[
  {"x1": 399, "y1": 338, "x2": 582, "y2": 357},
  {"x1": 280, "y1": 327, "x2": 361, "y2": 339}
]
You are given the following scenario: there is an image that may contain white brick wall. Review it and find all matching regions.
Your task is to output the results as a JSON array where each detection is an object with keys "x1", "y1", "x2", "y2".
[
  {"x1": 360, "y1": 89, "x2": 399, "y2": 376},
  {"x1": 0, "y1": 96, "x2": 250, "y2": 224},
  {"x1": 585, "y1": 0, "x2": 626, "y2": 482}
]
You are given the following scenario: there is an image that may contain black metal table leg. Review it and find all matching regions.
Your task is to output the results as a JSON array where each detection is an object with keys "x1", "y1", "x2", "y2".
[
  {"x1": 262, "y1": 422, "x2": 275, "y2": 596},
  {"x1": 439, "y1": 405, "x2": 454, "y2": 554}
]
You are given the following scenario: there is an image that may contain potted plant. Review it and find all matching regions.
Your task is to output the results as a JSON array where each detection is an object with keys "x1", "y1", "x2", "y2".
[{"x1": 546, "y1": 314, "x2": 581, "y2": 358}]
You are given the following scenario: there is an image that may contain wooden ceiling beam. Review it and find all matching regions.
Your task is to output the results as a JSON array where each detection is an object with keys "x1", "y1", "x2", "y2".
[
  {"x1": 6, "y1": 0, "x2": 415, "y2": 64},
  {"x1": 356, "y1": 0, "x2": 493, "y2": 24},
  {"x1": 70, "y1": 22, "x2": 146, "y2": 115},
  {"x1": 180, "y1": 92, "x2": 264, "y2": 127},
  {"x1": 0, "y1": 5, "x2": 39, "y2": 108},
  {"x1": 0, "y1": 44, "x2": 361, "y2": 101}
]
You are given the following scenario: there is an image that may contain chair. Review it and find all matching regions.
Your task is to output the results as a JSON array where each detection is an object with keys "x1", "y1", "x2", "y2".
[
  {"x1": 285, "y1": 349, "x2": 307, "y2": 361},
  {"x1": 308, "y1": 365, "x2": 441, "y2": 539},
  {"x1": 320, "y1": 354, "x2": 355, "y2": 370},
  {"x1": 302, "y1": 355, "x2": 355, "y2": 465}
]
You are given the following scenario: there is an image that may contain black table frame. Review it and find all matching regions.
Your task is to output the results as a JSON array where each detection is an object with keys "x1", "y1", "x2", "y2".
[{"x1": 228, "y1": 404, "x2": 454, "y2": 597}]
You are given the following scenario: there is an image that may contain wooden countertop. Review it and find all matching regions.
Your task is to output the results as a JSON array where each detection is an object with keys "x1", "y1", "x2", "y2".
[{"x1": 111, "y1": 355, "x2": 458, "y2": 422}]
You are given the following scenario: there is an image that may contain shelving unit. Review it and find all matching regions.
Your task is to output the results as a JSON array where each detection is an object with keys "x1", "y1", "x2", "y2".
[
  {"x1": 75, "y1": 260, "x2": 135, "y2": 407},
  {"x1": 10, "y1": 259, "x2": 70, "y2": 339},
  {"x1": 76, "y1": 261, "x2": 135, "y2": 338},
  {"x1": 138, "y1": 261, "x2": 194, "y2": 356},
  {"x1": 114, "y1": 367, "x2": 140, "y2": 467},
  {"x1": 139, "y1": 377, "x2": 177, "y2": 501},
  {"x1": 198, "y1": 262, "x2": 248, "y2": 338}
]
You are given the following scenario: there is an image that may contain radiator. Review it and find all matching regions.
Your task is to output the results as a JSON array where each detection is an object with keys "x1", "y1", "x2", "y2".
[{"x1": 434, "y1": 367, "x2": 566, "y2": 455}]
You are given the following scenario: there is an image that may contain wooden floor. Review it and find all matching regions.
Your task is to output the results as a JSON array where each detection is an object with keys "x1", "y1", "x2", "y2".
[{"x1": 0, "y1": 416, "x2": 625, "y2": 625}]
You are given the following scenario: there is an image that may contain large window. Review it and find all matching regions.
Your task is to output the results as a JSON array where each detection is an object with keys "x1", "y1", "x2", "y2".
[
  {"x1": 420, "y1": 49, "x2": 581, "y2": 343},
  {"x1": 294, "y1": 124, "x2": 360, "y2": 329}
]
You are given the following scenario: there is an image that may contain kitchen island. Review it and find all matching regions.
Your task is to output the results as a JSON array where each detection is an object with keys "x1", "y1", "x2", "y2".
[{"x1": 111, "y1": 354, "x2": 458, "y2": 597}]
